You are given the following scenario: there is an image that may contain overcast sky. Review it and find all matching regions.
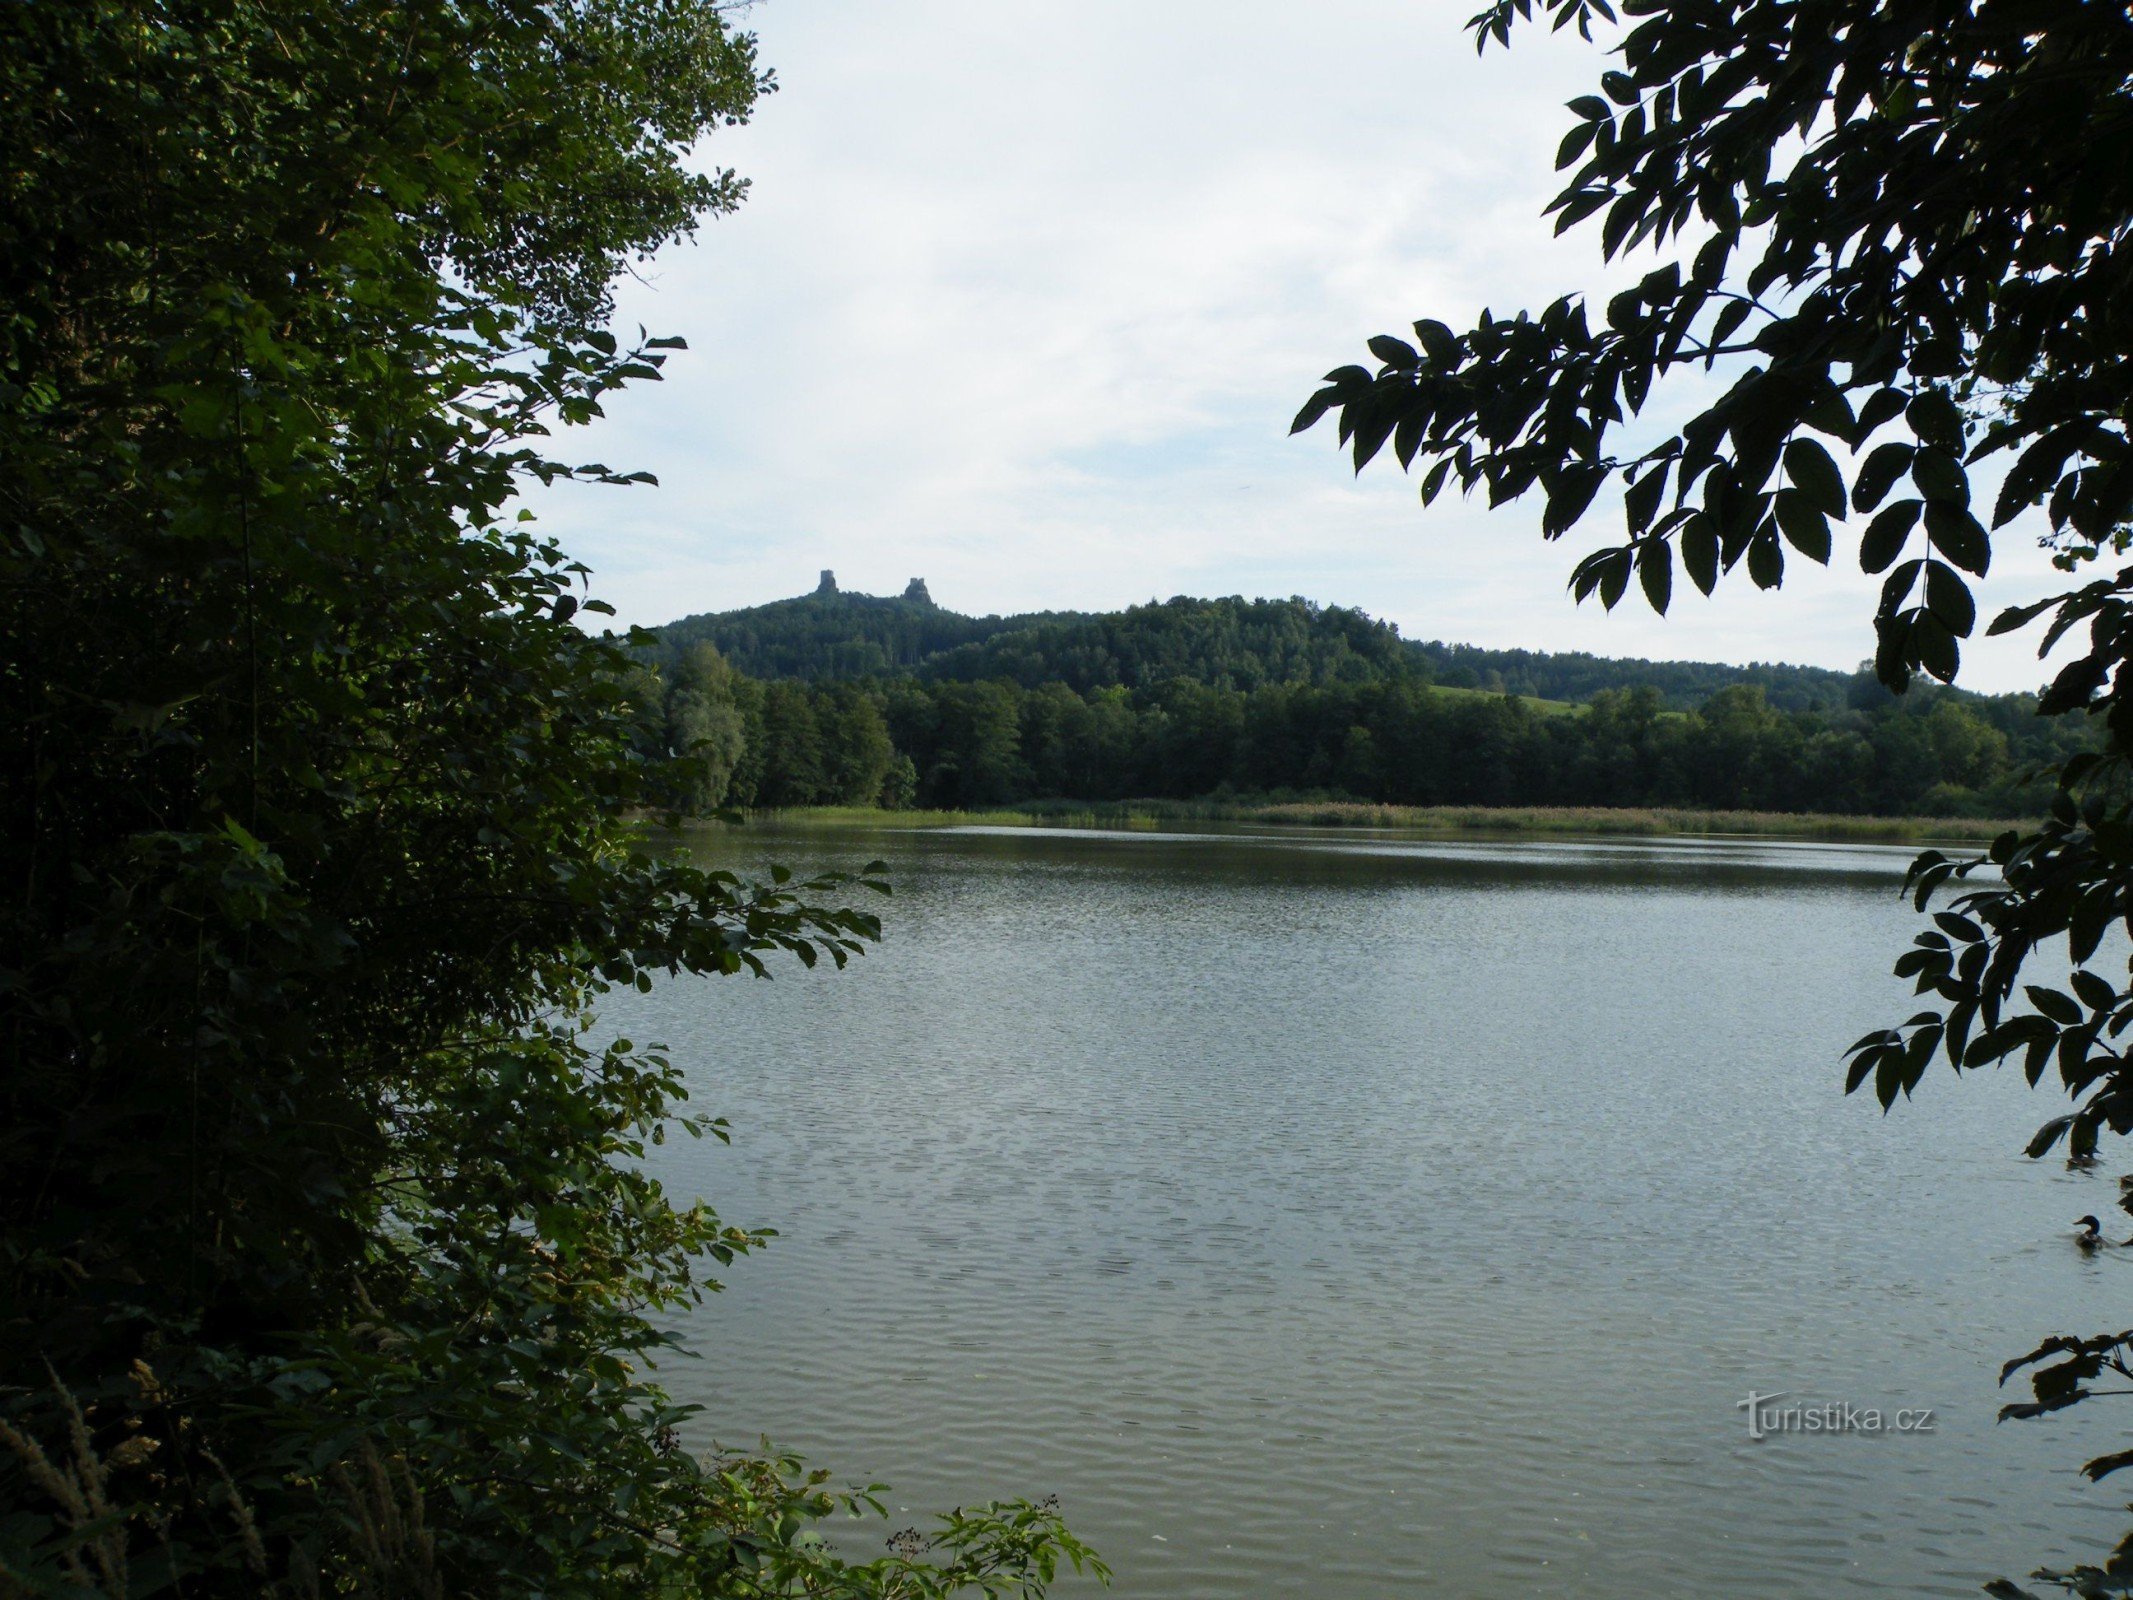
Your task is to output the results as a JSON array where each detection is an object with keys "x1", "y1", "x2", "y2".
[{"x1": 530, "y1": 0, "x2": 2068, "y2": 695}]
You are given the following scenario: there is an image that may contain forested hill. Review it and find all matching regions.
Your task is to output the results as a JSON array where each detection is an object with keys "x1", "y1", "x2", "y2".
[
  {"x1": 656, "y1": 571, "x2": 1066, "y2": 680},
  {"x1": 919, "y1": 596, "x2": 1420, "y2": 691},
  {"x1": 638, "y1": 581, "x2": 2093, "y2": 821},
  {"x1": 652, "y1": 581, "x2": 1875, "y2": 710}
]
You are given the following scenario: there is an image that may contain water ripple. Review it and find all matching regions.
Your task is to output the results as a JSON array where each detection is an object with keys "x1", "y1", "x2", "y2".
[{"x1": 613, "y1": 823, "x2": 2123, "y2": 1597}]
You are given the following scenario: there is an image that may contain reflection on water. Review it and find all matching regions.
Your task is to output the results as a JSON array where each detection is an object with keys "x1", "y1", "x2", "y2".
[{"x1": 603, "y1": 822, "x2": 2123, "y2": 1597}]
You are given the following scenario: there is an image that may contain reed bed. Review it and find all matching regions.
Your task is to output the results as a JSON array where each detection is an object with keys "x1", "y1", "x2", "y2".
[{"x1": 740, "y1": 800, "x2": 2025, "y2": 845}]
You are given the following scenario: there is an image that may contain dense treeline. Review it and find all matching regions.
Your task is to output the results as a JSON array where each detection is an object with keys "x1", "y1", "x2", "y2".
[{"x1": 636, "y1": 644, "x2": 2094, "y2": 818}]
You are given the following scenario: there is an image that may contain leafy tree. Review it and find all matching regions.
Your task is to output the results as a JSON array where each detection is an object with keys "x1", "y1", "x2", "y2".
[
  {"x1": 754, "y1": 681, "x2": 828, "y2": 808},
  {"x1": 1686, "y1": 686, "x2": 1802, "y2": 809},
  {"x1": 881, "y1": 753, "x2": 922, "y2": 810},
  {"x1": 1145, "y1": 680, "x2": 1247, "y2": 797},
  {"x1": 1016, "y1": 683, "x2": 1102, "y2": 798},
  {"x1": 1923, "y1": 698, "x2": 2010, "y2": 793},
  {"x1": 1294, "y1": 0, "x2": 2133, "y2": 1587},
  {"x1": 0, "y1": 3, "x2": 1099, "y2": 1595},
  {"x1": 664, "y1": 643, "x2": 751, "y2": 814},
  {"x1": 1333, "y1": 726, "x2": 1384, "y2": 800},
  {"x1": 918, "y1": 684, "x2": 1028, "y2": 809},
  {"x1": 818, "y1": 685, "x2": 898, "y2": 806}
]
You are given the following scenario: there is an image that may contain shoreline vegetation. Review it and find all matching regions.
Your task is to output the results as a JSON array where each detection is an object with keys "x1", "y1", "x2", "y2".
[
  {"x1": 722, "y1": 800, "x2": 2027, "y2": 845},
  {"x1": 636, "y1": 593, "x2": 2099, "y2": 828}
]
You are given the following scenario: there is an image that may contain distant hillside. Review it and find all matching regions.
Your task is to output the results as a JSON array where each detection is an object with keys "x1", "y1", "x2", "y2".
[
  {"x1": 655, "y1": 570, "x2": 1070, "y2": 679},
  {"x1": 920, "y1": 596, "x2": 1422, "y2": 691},
  {"x1": 650, "y1": 580, "x2": 1889, "y2": 712},
  {"x1": 1413, "y1": 642, "x2": 1863, "y2": 714}
]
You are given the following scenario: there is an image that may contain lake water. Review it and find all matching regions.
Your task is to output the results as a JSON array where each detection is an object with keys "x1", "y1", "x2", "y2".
[{"x1": 605, "y1": 821, "x2": 2132, "y2": 1596}]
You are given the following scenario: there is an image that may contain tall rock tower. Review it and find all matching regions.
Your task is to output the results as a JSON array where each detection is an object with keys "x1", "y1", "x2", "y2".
[
  {"x1": 902, "y1": 577, "x2": 934, "y2": 606},
  {"x1": 815, "y1": 569, "x2": 837, "y2": 596}
]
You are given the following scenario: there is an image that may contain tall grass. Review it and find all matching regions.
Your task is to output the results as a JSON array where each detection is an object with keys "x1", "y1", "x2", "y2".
[{"x1": 739, "y1": 799, "x2": 2025, "y2": 844}]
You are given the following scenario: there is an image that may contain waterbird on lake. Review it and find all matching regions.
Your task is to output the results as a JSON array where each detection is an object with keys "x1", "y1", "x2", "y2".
[{"x1": 2077, "y1": 1215, "x2": 2106, "y2": 1252}]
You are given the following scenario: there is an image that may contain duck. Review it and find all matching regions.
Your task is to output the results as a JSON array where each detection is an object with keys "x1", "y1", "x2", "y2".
[{"x1": 2077, "y1": 1215, "x2": 2106, "y2": 1252}]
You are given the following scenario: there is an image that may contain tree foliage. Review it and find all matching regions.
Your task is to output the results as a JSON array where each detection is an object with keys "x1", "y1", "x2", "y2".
[
  {"x1": 0, "y1": 4, "x2": 1099, "y2": 1595},
  {"x1": 1297, "y1": 0, "x2": 2133, "y2": 1588},
  {"x1": 654, "y1": 644, "x2": 753, "y2": 815}
]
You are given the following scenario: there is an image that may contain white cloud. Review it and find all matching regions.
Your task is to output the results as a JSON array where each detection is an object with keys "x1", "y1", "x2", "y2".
[{"x1": 528, "y1": 0, "x2": 2068, "y2": 694}]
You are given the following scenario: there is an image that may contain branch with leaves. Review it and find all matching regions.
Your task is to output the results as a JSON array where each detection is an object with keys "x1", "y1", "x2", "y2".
[{"x1": 1296, "y1": 0, "x2": 2133, "y2": 1587}]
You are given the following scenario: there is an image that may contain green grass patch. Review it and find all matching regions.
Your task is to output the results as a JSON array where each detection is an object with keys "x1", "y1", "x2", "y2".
[{"x1": 1422, "y1": 684, "x2": 1581, "y2": 714}]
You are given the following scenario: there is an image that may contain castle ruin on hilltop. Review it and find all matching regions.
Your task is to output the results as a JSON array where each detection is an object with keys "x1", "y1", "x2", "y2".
[{"x1": 810, "y1": 569, "x2": 934, "y2": 607}]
